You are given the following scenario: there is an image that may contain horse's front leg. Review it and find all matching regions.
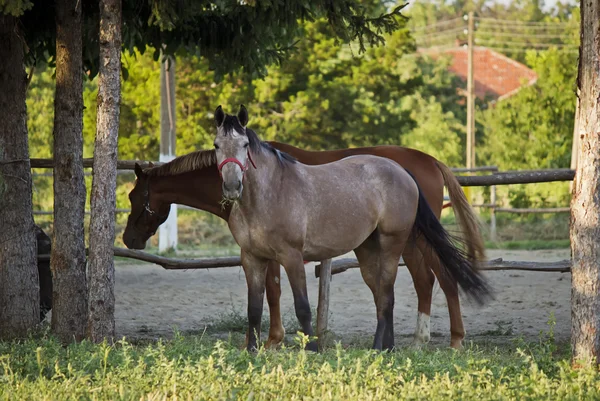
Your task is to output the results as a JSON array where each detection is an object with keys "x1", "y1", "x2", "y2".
[
  {"x1": 243, "y1": 259, "x2": 285, "y2": 349},
  {"x1": 265, "y1": 260, "x2": 285, "y2": 348},
  {"x1": 241, "y1": 251, "x2": 269, "y2": 352},
  {"x1": 280, "y1": 250, "x2": 317, "y2": 352}
]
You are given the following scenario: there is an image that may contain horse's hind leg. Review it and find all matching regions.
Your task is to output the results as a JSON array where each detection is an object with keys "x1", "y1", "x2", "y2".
[
  {"x1": 355, "y1": 232, "x2": 403, "y2": 351},
  {"x1": 416, "y1": 238, "x2": 465, "y2": 349},
  {"x1": 279, "y1": 250, "x2": 317, "y2": 352},
  {"x1": 402, "y1": 241, "x2": 435, "y2": 347},
  {"x1": 378, "y1": 233, "x2": 410, "y2": 351}
]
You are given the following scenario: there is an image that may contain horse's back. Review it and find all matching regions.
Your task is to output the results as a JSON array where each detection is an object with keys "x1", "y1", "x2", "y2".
[
  {"x1": 334, "y1": 154, "x2": 420, "y2": 232},
  {"x1": 303, "y1": 153, "x2": 420, "y2": 218},
  {"x1": 328, "y1": 154, "x2": 418, "y2": 189},
  {"x1": 269, "y1": 142, "x2": 444, "y2": 215}
]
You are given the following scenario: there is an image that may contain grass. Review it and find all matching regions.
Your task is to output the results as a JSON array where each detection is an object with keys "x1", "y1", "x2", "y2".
[
  {"x1": 485, "y1": 239, "x2": 570, "y2": 250},
  {"x1": 1, "y1": 320, "x2": 599, "y2": 401},
  {"x1": 202, "y1": 305, "x2": 316, "y2": 337}
]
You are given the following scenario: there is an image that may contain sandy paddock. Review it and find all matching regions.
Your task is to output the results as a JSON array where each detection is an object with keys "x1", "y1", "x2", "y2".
[{"x1": 114, "y1": 249, "x2": 571, "y2": 346}]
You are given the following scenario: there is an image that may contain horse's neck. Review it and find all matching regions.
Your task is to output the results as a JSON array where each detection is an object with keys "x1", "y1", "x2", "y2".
[
  {"x1": 151, "y1": 167, "x2": 230, "y2": 219},
  {"x1": 238, "y1": 150, "x2": 287, "y2": 214}
]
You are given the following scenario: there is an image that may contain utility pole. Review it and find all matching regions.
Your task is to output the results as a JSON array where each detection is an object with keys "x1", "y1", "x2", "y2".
[
  {"x1": 571, "y1": 93, "x2": 581, "y2": 171},
  {"x1": 570, "y1": 94, "x2": 580, "y2": 193},
  {"x1": 158, "y1": 55, "x2": 177, "y2": 252},
  {"x1": 466, "y1": 11, "x2": 475, "y2": 169}
]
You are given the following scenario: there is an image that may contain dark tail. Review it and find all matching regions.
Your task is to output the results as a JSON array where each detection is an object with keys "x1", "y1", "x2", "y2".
[{"x1": 407, "y1": 172, "x2": 493, "y2": 305}]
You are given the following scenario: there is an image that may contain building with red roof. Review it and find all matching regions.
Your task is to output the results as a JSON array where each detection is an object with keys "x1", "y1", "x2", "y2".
[{"x1": 423, "y1": 45, "x2": 538, "y2": 101}]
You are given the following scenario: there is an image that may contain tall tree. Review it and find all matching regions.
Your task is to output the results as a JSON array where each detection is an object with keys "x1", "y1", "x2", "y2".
[
  {"x1": 0, "y1": 12, "x2": 40, "y2": 339},
  {"x1": 51, "y1": 0, "x2": 88, "y2": 343},
  {"x1": 87, "y1": 0, "x2": 121, "y2": 342},
  {"x1": 570, "y1": 0, "x2": 600, "y2": 364}
]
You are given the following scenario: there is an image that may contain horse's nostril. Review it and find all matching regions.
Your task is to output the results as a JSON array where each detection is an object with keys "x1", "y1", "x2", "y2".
[{"x1": 224, "y1": 180, "x2": 242, "y2": 192}]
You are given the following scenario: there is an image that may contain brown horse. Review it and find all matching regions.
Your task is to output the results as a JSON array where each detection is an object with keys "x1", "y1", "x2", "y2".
[
  {"x1": 123, "y1": 121, "x2": 485, "y2": 350},
  {"x1": 209, "y1": 105, "x2": 489, "y2": 351}
]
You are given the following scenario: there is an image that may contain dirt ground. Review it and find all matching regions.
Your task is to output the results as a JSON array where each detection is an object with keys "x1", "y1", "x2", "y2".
[{"x1": 115, "y1": 249, "x2": 571, "y2": 346}]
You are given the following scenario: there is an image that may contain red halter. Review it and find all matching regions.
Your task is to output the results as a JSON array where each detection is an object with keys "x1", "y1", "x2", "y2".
[{"x1": 217, "y1": 151, "x2": 257, "y2": 178}]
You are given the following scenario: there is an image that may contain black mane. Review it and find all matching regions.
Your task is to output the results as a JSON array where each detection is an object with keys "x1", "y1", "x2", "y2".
[
  {"x1": 221, "y1": 112, "x2": 296, "y2": 167},
  {"x1": 247, "y1": 128, "x2": 296, "y2": 166}
]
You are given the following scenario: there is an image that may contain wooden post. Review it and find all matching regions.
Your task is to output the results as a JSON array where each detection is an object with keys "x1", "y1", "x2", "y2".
[
  {"x1": 570, "y1": 94, "x2": 580, "y2": 193},
  {"x1": 51, "y1": 0, "x2": 88, "y2": 342},
  {"x1": 158, "y1": 55, "x2": 177, "y2": 252},
  {"x1": 87, "y1": 0, "x2": 121, "y2": 343},
  {"x1": 490, "y1": 184, "x2": 497, "y2": 242},
  {"x1": 316, "y1": 258, "x2": 332, "y2": 350},
  {"x1": 570, "y1": 0, "x2": 600, "y2": 365},
  {"x1": 466, "y1": 11, "x2": 475, "y2": 170}
]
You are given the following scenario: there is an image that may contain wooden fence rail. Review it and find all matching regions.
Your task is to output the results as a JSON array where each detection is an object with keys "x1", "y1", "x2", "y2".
[
  {"x1": 30, "y1": 159, "x2": 163, "y2": 170},
  {"x1": 39, "y1": 250, "x2": 572, "y2": 275},
  {"x1": 313, "y1": 257, "x2": 571, "y2": 277},
  {"x1": 28, "y1": 158, "x2": 575, "y2": 186},
  {"x1": 494, "y1": 207, "x2": 570, "y2": 214},
  {"x1": 456, "y1": 168, "x2": 575, "y2": 186}
]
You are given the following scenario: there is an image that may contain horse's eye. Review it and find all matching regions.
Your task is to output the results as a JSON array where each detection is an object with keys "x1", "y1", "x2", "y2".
[
  {"x1": 214, "y1": 143, "x2": 219, "y2": 150},
  {"x1": 243, "y1": 143, "x2": 249, "y2": 148}
]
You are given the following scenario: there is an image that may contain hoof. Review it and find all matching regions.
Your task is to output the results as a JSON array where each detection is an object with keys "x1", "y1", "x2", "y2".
[
  {"x1": 246, "y1": 344, "x2": 260, "y2": 353},
  {"x1": 305, "y1": 341, "x2": 318, "y2": 353},
  {"x1": 265, "y1": 337, "x2": 283, "y2": 350}
]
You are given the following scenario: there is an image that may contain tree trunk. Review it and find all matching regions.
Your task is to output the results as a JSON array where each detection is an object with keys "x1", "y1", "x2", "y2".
[
  {"x1": 87, "y1": 0, "x2": 121, "y2": 342},
  {"x1": 570, "y1": 0, "x2": 600, "y2": 365},
  {"x1": 0, "y1": 15, "x2": 40, "y2": 339},
  {"x1": 51, "y1": 0, "x2": 88, "y2": 343}
]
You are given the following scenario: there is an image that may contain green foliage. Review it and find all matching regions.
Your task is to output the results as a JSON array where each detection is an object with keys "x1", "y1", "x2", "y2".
[
  {"x1": 480, "y1": 48, "x2": 577, "y2": 171},
  {"x1": 480, "y1": 48, "x2": 577, "y2": 207},
  {"x1": 0, "y1": 333, "x2": 597, "y2": 400},
  {"x1": 17, "y1": 0, "x2": 408, "y2": 79},
  {"x1": 27, "y1": 67, "x2": 55, "y2": 159},
  {"x1": 248, "y1": 19, "x2": 419, "y2": 149},
  {"x1": 0, "y1": 0, "x2": 32, "y2": 16}
]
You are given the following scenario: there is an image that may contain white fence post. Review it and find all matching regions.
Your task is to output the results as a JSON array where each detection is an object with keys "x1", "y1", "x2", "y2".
[
  {"x1": 158, "y1": 55, "x2": 177, "y2": 252},
  {"x1": 490, "y1": 184, "x2": 497, "y2": 242}
]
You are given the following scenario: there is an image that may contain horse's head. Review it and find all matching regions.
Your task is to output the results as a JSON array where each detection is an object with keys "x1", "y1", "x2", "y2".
[
  {"x1": 213, "y1": 104, "x2": 253, "y2": 200},
  {"x1": 122, "y1": 163, "x2": 170, "y2": 249}
]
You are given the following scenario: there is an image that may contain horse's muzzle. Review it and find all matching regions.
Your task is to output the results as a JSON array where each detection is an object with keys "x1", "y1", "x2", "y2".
[
  {"x1": 222, "y1": 181, "x2": 243, "y2": 200},
  {"x1": 122, "y1": 231, "x2": 148, "y2": 250}
]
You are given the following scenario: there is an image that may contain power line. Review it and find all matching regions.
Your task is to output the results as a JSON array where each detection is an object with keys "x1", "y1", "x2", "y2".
[
  {"x1": 416, "y1": 34, "x2": 467, "y2": 46},
  {"x1": 411, "y1": 17, "x2": 465, "y2": 32},
  {"x1": 413, "y1": 26, "x2": 466, "y2": 40},
  {"x1": 482, "y1": 46, "x2": 578, "y2": 54},
  {"x1": 475, "y1": 39, "x2": 578, "y2": 48},
  {"x1": 476, "y1": 30, "x2": 573, "y2": 39},
  {"x1": 476, "y1": 22, "x2": 575, "y2": 31},
  {"x1": 475, "y1": 16, "x2": 571, "y2": 26}
]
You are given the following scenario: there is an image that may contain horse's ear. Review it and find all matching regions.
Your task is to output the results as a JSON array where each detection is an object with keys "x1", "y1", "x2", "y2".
[
  {"x1": 214, "y1": 105, "x2": 225, "y2": 127},
  {"x1": 238, "y1": 104, "x2": 248, "y2": 127},
  {"x1": 134, "y1": 163, "x2": 144, "y2": 178},
  {"x1": 148, "y1": 161, "x2": 155, "y2": 168}
]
